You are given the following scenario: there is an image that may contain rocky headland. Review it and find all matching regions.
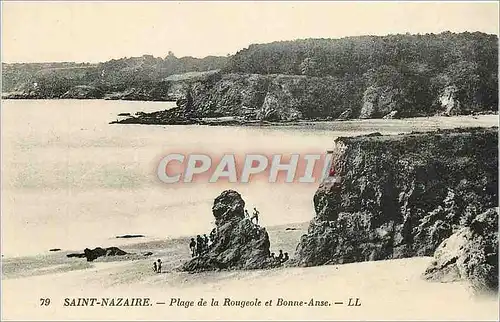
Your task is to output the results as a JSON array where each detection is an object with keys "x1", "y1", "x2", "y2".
[
  {"x1": 109, "y1": 70, "x2": 497, "y2": 125},
  {"x1": 292, "y1": 127, "x2": 498, "y2": 293},
  {"x1": 4, "y1": 32, "x2": 498, "y2": 124}
]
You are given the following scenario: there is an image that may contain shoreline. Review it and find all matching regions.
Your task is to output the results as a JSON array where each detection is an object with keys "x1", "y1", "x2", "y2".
[
  {"x1": 1, "y1": 221, "x2": 309, "y2": 273},
  {"x1": 2, "y1": 98, "x2": 498, "y2": 128},
  {"x1": 3, "y1": 244, "x2": 499, "y2": 320}
]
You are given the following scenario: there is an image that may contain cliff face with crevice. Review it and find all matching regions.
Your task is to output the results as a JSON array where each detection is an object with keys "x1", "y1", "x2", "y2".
[
  {"x1": 177, "y1": 72, "x2": 360, "y2": 121},
  {"x1": 110, "y1": 69, "x2": 498, "y2": 125},
  {"x1": 293, "y1": 128, "x2": 498, "y2": 272}
]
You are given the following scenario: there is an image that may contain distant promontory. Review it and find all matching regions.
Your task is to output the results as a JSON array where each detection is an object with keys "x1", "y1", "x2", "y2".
[{"x1": 3, "y1": 32, "x2": 498, "y2": 123}]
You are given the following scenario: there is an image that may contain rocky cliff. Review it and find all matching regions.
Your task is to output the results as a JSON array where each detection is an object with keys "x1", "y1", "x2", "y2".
[
  {"x1": 5, "y1": 32, "x2": 498, "y2": 122},
  {"x1": 293, "y1": 127, "x2": 498, "y2": 283},
  {"x1": 111, "y1": 68, "x2": 498, "y2": 125}
]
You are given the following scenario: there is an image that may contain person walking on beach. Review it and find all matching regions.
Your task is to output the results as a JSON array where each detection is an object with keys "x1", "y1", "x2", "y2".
[
  {"x1": 157, "y1": 259, "x2": 162, "y2": 273},
  {"x1": 189, "y1": 238, "x2": 196, "y2": 257},
  {"x1": 153, "y1": 261, "x2": 157, "y2": 273},
  {"x1": 251, "y1": 207, "x2": 260, "y2": 225}
]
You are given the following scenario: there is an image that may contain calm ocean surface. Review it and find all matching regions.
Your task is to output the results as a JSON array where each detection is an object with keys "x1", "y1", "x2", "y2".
[{"x1": 2, "y1": 99, "x2": 497, "y2": 257}]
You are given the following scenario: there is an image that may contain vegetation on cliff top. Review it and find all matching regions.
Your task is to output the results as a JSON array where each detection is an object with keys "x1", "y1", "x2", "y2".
[
  {"x1": 226, "y1": 32, "x2": 498, "y2": 114},
  {"x1": 3, "y1": 32, "x2": 498, "y2": 119},
  {"x1": 2, "y1": 53, "x2": 228, "y2": 97}
]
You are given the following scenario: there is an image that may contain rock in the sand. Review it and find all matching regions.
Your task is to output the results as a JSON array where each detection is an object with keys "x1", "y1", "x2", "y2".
[
  {"x1": 182, "y1": 190, "x2": 280, "y2": 272},
  {"x1": 423, "y1": 208, "x2": 498, "y2": 294},
  {"x1": 115, "y1": 234, "x2": 145, "y2": 239},
  {"x1": 142, "y1": 251, "x2": 153, "y2": 256},
  {"x1": 81, "y1": 247, "x2": 128, "y2": 262},
  {"x1": 66, "y1": 253, "x2": 86, "y2": 258}
]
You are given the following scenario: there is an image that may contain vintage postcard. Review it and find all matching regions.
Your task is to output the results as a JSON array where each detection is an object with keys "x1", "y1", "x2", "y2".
[{"x1": 1, "y1": 1, "x2": 499, "y2": 320}]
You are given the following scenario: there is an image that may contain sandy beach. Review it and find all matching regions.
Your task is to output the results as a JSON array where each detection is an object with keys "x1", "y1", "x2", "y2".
[
  {"x1": 1, "y1": 101, "x2": 498, "y2": 320},
  {"x1": 2, "y1": 222, "x2": 498, "y2": 321}
]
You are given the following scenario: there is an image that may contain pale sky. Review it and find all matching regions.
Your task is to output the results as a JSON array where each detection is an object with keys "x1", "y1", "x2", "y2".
[{"x1": 2, "y1": 1, "x2": 499, "y2": 63}]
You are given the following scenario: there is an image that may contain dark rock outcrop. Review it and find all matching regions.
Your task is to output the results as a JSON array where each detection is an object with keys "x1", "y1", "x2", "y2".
[
  {"x1": 293, "y1": 127, "x2": 498, "y2": 267},
  {"x1": 423, "y1": 208, "x2": 498, "y2": 294},
  {"x1": 61, "y1": 85, "x2": 103, "y2": 99},
  {"x1": 66, "y1": 253, "x2": 86, "y2": 258},
  {"x1": 182, "y1": 190, "x2": 280, "y2": 272},
  {"x1": 84, "y1": 247, "x2": 128, "y2": 262},
  {"x1": 66, "y1": 247, "x2": 128, "y2": 262},
  {"x1": 115, "y1": 234, "x2": 145, "y2": 239},
  {"x1": 110, "y1": 107, "x2": 199, "y2": 125}
]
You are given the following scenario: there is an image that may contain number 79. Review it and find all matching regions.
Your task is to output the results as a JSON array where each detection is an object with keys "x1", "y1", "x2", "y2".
[{"x1": 40, "y1": 298, "x2": 51, "y2": 306}]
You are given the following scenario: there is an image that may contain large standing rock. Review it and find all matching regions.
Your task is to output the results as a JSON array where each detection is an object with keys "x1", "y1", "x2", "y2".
[
  {"x1": 293, "y1": 127, "x2": 498, "y2": 267},
  {"x1": 182, "y1": 190, "x2": 280, "y2": 272},
  {"x1": 423, "y1": 208, "x2": 498, "y2": 294}
]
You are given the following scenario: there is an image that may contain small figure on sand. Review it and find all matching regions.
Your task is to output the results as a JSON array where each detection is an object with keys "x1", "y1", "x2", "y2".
[
  {"x1": 245, "y1": 209, "x2": 250, "y2": 218},
  {"x1": 157, "y1": 259, "x2": 162, "y2": 273},
  {"x1": 251, "y1": 207, "x2": 260, "y2": 225},
  {"x1": 153, "y1": 261, "x2": 157, "y2": 273},
  {"x1": 283, "y1": 252, "x2": 289, "y2": 263},
  {"x1": 196, "y1": 235, "x2": 204, "y2": 257},
  {"x1": 189, "y1": 238, "x2": 196, "y2": 257},
  {"x1": 270, "y1": 252, "x2": 275, "y2": 259}
]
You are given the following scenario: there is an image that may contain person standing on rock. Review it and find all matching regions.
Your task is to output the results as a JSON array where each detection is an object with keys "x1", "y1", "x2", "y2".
[
  {"x1": 203, "y1": 234, "x2": 210, "y2": 252},
  {"x1": 251, "y1": 207, "x2": 260, "y2": 225},
  {"x1": 157, "y1": 259, "x2": 162, "y2": 273},
  {"x1": 245, "y1": 209, "x2": 250, "y2": 218},
  {"x1": 189, "y1": 238, "x2": 196, "y2": 257},
  {"x1": 209, "y1": 228, "x2": 216, "y2": 243}
]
